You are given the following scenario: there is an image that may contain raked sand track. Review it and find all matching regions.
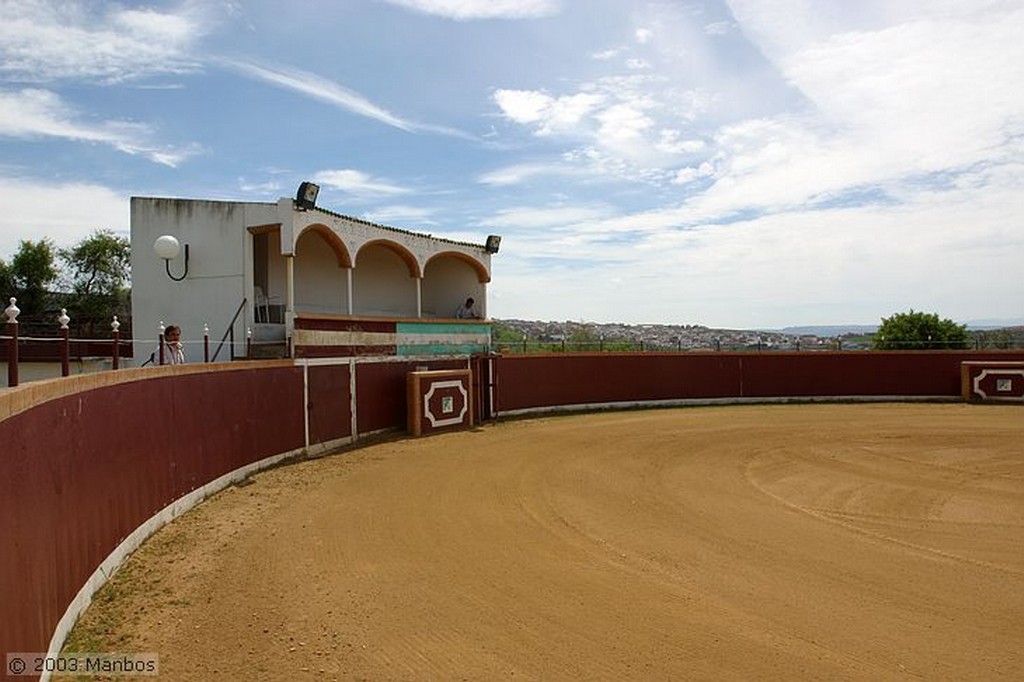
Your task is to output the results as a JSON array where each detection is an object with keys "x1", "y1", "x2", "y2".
[{"x1": 66, "y1": 403, "x2": 1024, "y2": 680}]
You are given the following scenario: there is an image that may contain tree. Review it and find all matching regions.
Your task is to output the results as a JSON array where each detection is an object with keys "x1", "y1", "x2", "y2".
[
  {"x1": 568, "y1": 324, "x2": 600, "y2": 351},
  {"x1": 5, "y1": 239, "x2": 59, "y2": 316},
  {"x1": 0, "y1": 258, "x2": 13, "y2": 301},
  {"x1": 872, "y1": 310, "x2": 969, "y2": 350},
  {"x1": 59, "y1": 230, "x2": 131, "y2": 319}
]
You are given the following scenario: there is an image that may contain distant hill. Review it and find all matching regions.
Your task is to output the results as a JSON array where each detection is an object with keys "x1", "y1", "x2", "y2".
[
  {"x1": 773, "y1": 320, "x2": 1024, "y2": 336},
  {"x1": 964, "y1": 318, "x2": 1024, "y2": 329},
  {"x1": 776, "y1": 325, "x2": 877, "y2": 336}
]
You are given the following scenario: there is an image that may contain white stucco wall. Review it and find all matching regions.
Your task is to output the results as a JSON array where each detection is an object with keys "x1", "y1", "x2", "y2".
[
  {"x1": 131, "y1": 198, "x2": 278, "y2": 364},
  {"x1": 132, "y1": 195, "x2": 494, "y2": 362},
  {"x1": 294, "y1": 230, "x2": 349, "y2": 314},
  {"x1": 352, "y1": 245, "x2": 418, "y2": 317},
  {"x1": 288, "y1": 207, "x2": 492, "y2": 285}
]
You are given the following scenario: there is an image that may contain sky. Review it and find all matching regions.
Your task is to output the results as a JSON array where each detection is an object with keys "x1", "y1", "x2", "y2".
[{"x1": 1, "y1": 0, "x2": 1022, "y2": 329}]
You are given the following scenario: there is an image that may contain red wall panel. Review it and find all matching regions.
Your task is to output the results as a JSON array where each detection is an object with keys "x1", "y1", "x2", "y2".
[
  {"x1": 6, "y1": 350, "x2": 1024, "y2": 681},
  {"x1": 494, "y1": 351, "x2": 1024, "y2": 413},
  {"x1": 737, "y1": 352, "x2": 972, "y2": 397},
  {"x1": 0, "y1": 366, "x2": 304, "y2": 675},
  {"x1": 355, "y1": 359, "x2": 467, "y2": 435},
  {"x1": 307, "y1": 364, "x2": 352, "y2": 444},
  {"x1": 495, "y1": 353, "x2": 743, "y2": 412}
]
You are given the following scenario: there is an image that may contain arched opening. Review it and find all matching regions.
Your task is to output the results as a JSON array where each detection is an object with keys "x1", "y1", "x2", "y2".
[
  {"x1": 352, "y1": 241, "x2": 419, "y2": 317},
  {"x1": 422, "y1": 252, "x2": 488, "y2": 318},
  {"x1": 294, "y1": 227, "x2": 351, "y2": 315},
  {"x1": 296, "y1": 224, "x2": 352, "y2": 268}
]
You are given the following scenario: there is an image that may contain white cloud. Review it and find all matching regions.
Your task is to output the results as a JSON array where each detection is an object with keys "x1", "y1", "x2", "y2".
[
  {"x1": 314, "y1": 169, "x2": 410, "y2": 197},
  {"x1": 493, "y1": 89, "x2": 604, "y2": 136},
  {"x1": 477, "y1": 158, "x2": 611, "y2": 186},
  {"x1": 361, "y1": 205, "x2": 437, "y2": 225},
  {"x1": 478, "y1": 162, "x2": 583, "y2": 186},
  {"x1": 0, "y1": 89, "x2": 201, "y2": 166},
  {"x1": 635, "y1": 28, "x2": 653, "y2": 44},
  {"x1": 480, "y1": 204, "x2": 613, "y2": 229},
  {"x1": 228, "y1": 61, "x2": 416, "y2": 132},
  {"x1": 490, "y1": 0, "x2": 1024, "y2": 250},
  {"x1": 490, "y1": 167, "x2": 1024, "y2": 326},
  {"x1": 670, "y1": 1, "x2": 1024, "y2": 220},
  {"x1": 478, "y1": 163, "x2": 545, "y2": 186},
  {"x1": 781, "y1": 12, "x2": 1024, "y2": 173},
  {"x1": 0, "y1": 0, "x2": 206, "y2": 82},
  {"x1": 591, "y1": 47, "x2": 624, "y2": 61},
  {"x1": 0, "y1": 178, "x2": 127, "y2": 259},
  {"x1": 228, "y1": 60, "x2": 472, "y2": 138},
  {"x1": 671, "y1": 162, "x2": 714, "y2": 185},
  {"x1": 596, "y1": 103, "x2": 654, "y2": 155},
  {"x1": 237, "y1": 178, "x2": 282, "y2": 194},
  {"x1": 494, "y1": 69, "x2": 717, "y2": 173},
  {"x1": 380, "y1": 0, "x2": 560, "y2": 20},
  {"x1": 704, "y1": 21, "x2": 733, "y2": 36},
  {"x1": 656, "y1": 130, "x2": 706, "y2": 155},
  {"x1": 493, "y1": 89, "x2": 552, "y2": 125}
]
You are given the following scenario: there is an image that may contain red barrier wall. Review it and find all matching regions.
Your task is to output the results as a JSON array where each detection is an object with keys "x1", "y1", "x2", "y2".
[
  {"x1": 5, "y1": 349, "x2": 1024, "y2": 681},
  {"x1": 306, "y1": 363, "x2": 352, "y2": 445},
  {"x1": 493, "y1": 351, "x2": 1024, "y2": 413},
  {"x1": 355, "y1": 359, "x2": 467, "y2": 435},
  {"x1": 0, "y1": 363, "x2": 305, "y2": 678},
  {"x1": 0, "y1": 357, "x2": 466, "y2": 681}
]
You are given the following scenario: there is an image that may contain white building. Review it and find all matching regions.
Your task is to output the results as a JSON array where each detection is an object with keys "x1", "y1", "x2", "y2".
[{"x1": 130, "y1": 191, "x2": 497, "y2": 363}]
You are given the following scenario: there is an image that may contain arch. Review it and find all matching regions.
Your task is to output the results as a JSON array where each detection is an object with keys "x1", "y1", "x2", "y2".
[
  {"x1": 295, "y1": 226, "x2": 350, "y2": 315},
  {"x1": 421, "y1": 252, "x2": 487, "y2": 318},
  {"x1": 352, "y1": 241, "x2": 418, "y2": 317},
  {"x1": 425, "y1": 251, "x2": 490, "y2": 283},
  {"x1": 356, "y1": 239, "x2": 421, "y2": 278},
  {"x1": 296, "y1": 224, "x2": 352, "y2": 268}
]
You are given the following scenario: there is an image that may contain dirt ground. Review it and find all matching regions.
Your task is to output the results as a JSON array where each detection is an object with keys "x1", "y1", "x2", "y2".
[{"x1": 65, "y1": 403, "x2": 1024, "y2": 681}]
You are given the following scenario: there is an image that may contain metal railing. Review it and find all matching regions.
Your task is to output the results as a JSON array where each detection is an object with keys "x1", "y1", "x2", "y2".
[
  {"x1": 210, "y1": 297, "x2": 248, "y2": 362},
  {"x1": 3, "y1": 296, "x2": 274, "y2": 388},
  {"x1": 491, "y1": 335, "x2": 1023, "y2": 354}
]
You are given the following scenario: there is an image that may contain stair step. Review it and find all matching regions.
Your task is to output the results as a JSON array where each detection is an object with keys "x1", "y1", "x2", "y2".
[{"x1": 249, "y1": 342, "x2": 289, "y2": 360}]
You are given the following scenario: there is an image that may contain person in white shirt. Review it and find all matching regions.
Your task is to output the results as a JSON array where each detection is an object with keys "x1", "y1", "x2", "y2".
[
  {"x1": 455, "y1": 297, "x2": 480, "y2": 319},
  {"x1": 161, "y1": 325, "x2": 185, "y2": 365}
]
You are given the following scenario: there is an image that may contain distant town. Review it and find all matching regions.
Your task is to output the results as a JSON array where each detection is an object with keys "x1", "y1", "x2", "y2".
[{"x1": 492, "y1": 319, "x2": 1023, "y2": 352}]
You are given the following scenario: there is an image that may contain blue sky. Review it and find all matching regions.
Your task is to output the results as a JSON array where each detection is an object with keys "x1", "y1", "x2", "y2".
[{"x1": 1, "y1": 0, "x2": 1022, "y2": 328}]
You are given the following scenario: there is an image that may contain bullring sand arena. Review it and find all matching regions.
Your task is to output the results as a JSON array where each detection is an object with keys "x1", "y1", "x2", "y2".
[{"x1": 67, "y1": 403, "x2": 1023, "y2": 680}]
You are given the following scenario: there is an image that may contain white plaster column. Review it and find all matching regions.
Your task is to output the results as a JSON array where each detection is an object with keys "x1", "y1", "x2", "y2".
[
  {"x1": 481, "y1": 281, "x2": 488, "y2": 319},
  {"x1": 346, "y1": 267, "x2": 353, "y2": 315},
  {"x1": 285, "y1": 254, "x2": 295, "y2": 331},
  {"x1": 416, "y1": 277, "x2": 423, "y2": 318}
]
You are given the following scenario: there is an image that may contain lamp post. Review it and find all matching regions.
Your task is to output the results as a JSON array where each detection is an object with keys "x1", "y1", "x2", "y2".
[
  {"x1": 158, "y1": 321, "x2": 165, "y2": 366},
  {"x1": 58, "y1": 308, "x2": 70, "y2": 377},
  {"x1": 5, "y1": 297, "x2": 19, "y2": 387},
  {"x1": 111, "y1": 316, "x2": 121, "y2": 370}
]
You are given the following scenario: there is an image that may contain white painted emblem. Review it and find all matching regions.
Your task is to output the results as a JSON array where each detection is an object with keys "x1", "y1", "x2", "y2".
[
  {"x1": 973, "y1": 369, "x2": 1024, "y2": 402},
  {"x1": 424, "y1": 380, "x2": 469, "y2": 427}
]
